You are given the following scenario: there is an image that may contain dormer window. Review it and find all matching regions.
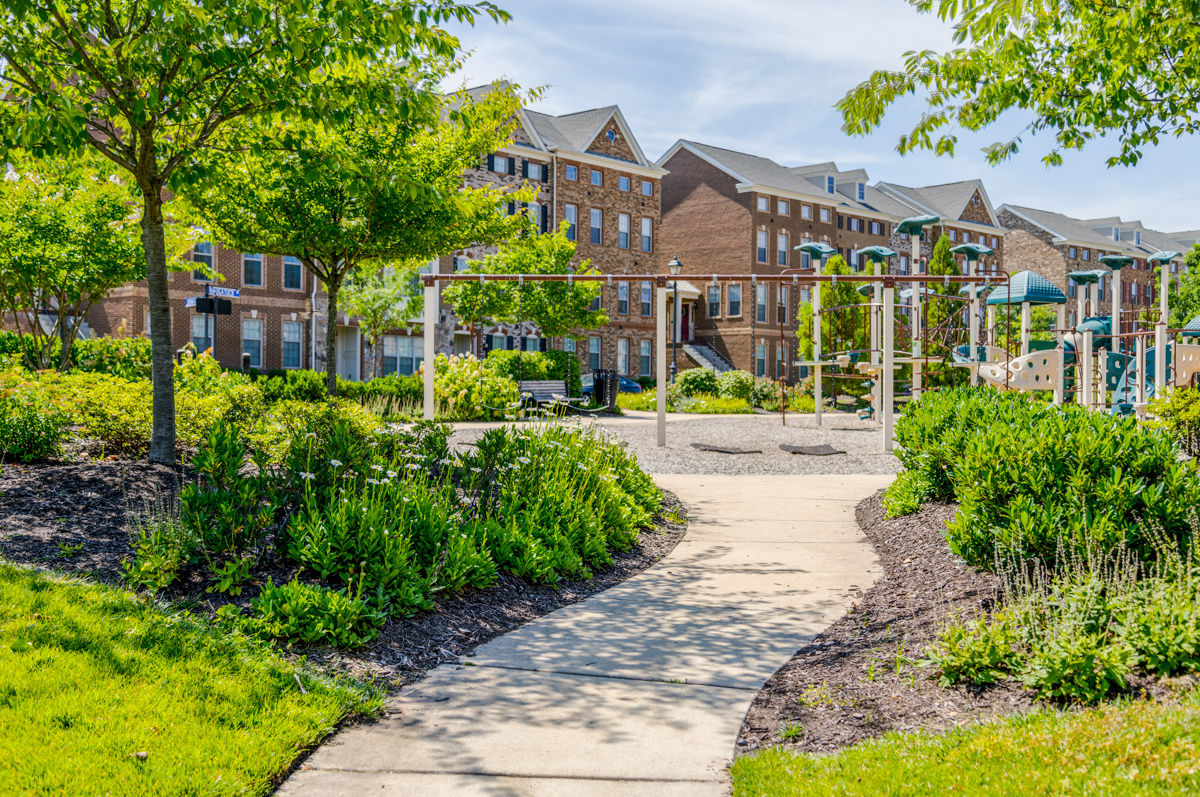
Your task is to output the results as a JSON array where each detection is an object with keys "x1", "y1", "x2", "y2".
[
  {"x1": 856, "y1": 183, "x2": 864, "y2": 202},
  {"x1": 826, "y1": 176, "x2": 835, "y2": 194},
  {"x1": 1113, "y1": 226, "x2": 1120, "y2": 242},
  {"x1": 1135, "y1": 231, "x2": 1141, "y2": 246}
]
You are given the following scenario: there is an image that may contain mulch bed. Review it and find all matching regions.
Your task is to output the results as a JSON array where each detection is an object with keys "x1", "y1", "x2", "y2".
[
  {"x1": 0, "y1": 459, "x2": 687, "y2": 689},
  {"x1": 736, "y1": 491, "x2": 1172, "y2": 756}
]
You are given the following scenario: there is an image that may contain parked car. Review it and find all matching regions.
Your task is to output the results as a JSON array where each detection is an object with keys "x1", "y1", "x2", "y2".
[{"x1": 580, "y1": 373, "x2": 643, "y2": 399}]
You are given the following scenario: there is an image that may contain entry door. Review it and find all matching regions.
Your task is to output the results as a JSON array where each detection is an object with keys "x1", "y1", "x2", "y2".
[
  {"x1": 337, "y1": 326, "x2": 360, "y2": 381},
  {"x1": 681, "y1": 304, "x2": 691, "y2": 341}
]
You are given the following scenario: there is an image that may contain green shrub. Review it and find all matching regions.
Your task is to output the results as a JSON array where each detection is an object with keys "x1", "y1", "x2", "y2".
[
  {"x1": 675, "y1": 393, "x2": 753, "y2": 414},
  {"x1": 717, "y1": 370, "x2": 754, "y2": 401},
  {"x1": 247, "y1": 398, "x2": 384, "y2": 465},
  {"x1": 250, "y1": 578, "x2": 385, "y2": 648},
  {"x1": 0, "y1": 374, "x2": 70, "y2": 461},
  {"x1": 262, "y1": 369, "x2": 328, "y2": 403},
  {"x1": 675, "y1": 367, "x2": 718, "y2": 397},
  {"x1": 882, "y1": 470, "x2": 934, "y2": 518},
  {"x1": 0, "y1": 331, "x2": 152, "y2": 378},
  {"x1": 750, "y1": 377, "x2": 785, "y2": 408},
  {"x1": 1149, "y1": 386, "x2": 1200, "y2": 456},
  {"x1": 922, "y1": 612, "x2": 1019, "y2": 686},
  {"x1": 433, "y1": 353, "x2": 520, "y2": 420}
]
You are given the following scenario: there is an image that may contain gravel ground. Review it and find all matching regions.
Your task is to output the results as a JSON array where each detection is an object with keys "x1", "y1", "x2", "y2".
[{"x1": 450, "y1": 411, "x2": 900, "y2": 476}]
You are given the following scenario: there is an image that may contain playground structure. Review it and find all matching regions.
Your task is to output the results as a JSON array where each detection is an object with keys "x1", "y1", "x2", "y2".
[{"x1": 416, "y1": 221, "x2": 1192, "y2": 450}]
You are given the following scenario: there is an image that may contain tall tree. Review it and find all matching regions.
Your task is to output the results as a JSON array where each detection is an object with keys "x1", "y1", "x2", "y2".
[
  {"x1": 838, "y1": 1, "x2": 1200, "y2": 167},
  {"x1": 0, "y1": 0, "x2": 506, "y2": 462},
  {"x1": 442, "y1": 221, "x2": 607, "y2": 349},
  {"x1": 184, "y1": 81, "x2": 531, "y2": 394}
]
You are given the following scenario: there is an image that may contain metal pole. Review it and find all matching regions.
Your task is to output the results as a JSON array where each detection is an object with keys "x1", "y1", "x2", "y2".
[
  {"x1": 1156, "y1": 260, "x2": 1169, "y2": 395},
  {"x1": 1111, "y1": 268, "x2": 1123, "y2": 353},
  {"x1": 968, "y1": 257, "x2": 979, "y2": 385},
  {"x1": 657, "y1": 285, "x2": 667, "y2": 447},
  {"x1": 1082, "y1": 328, "x2": 1094, "y2": 410},
  {"x1": 872, "y1": 259, "x2": 882, "y2": 415},
  {"x1": 1020, "y1": 302, "x2": 1031, "y2": 355},
  {"x1": 911, "y1": 234, "x2": 922, "y2": 398},
  {"x1": 422, "y1": 276, "x2": 437, "y2": 421},
  {"x1": 883, "y1": 282, "x2": 895, "y2": 452},
  {"x1": 670, "y1": 280, "x2": 678, "y2": 383},
  {"x1": 813, "y1": 280, "x2": 822, "y2": 426},
  {"x1": 1136, "y1": 334, "x2": 1147, "y2": 408}
]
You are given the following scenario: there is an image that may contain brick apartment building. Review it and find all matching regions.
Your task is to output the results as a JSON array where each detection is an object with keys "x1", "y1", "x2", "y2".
[
  {"x1": 433, "y1": 90, "x2": 669, "y2": 382},
  {"x1": 656, "y1": 140, "x2": 1006, "y2": 380},
  {"x1": 87, "y1": 94, "x2": 668, "y2": 383},
  {"x1": 997, "y1": 205, "x2": 1193, "y2": 327}
]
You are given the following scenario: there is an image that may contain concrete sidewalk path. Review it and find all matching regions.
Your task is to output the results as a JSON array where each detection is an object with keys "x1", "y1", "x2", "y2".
[{"x1": 279, "y1": 474, "x2": 893, "y2": 797}]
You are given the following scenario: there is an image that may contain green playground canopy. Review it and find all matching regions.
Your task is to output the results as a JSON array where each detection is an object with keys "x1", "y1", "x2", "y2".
[
  {"x1": 895, "y1": 215, "x2": 939, "y2": 235},
  {"x1": 986, "y1": 271, "x2": 1067, "y2": 305},
  {"x1": 950, "y1": 242, "x2": 995, "y2": 260},
  {"x1": 795, "y1": 241, "x2": 836, "y2": 258},
  {"x1": 900, "y1": 286, "x2": 939, "y2": 300},
  {"x1": 1150, "y1": 251, "x2": 1183, "y2": 264},
  {"x1": 1183, "y1": 316, "x2": 1200, "y2": 338},
  {"x1": 858, "y1": 245, "x2": 897, "y2": 263},
  {"x1": 1067, "y1": 269, "x2": 1108, "y2": 285},
  {"x1": 1099, "y1": 254, "x2": 1134, "y2": 270},
  {"x1": 958, "y1": 283, "x2": 996, "y2": 295}
]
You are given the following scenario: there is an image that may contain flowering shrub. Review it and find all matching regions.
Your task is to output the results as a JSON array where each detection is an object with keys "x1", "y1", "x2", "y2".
[
  {"x1": 716, "y1": 370, "x2": 754, "y2": 402},
  {"x1": 428, "y1": 353, "x2": 520, "y2": 420},
  {"x1": 674, "y1": 367, "x2": 719, "y2": 397},
  {"x1": 0, "y1": 372, "x2": 70, "y2": 462}
]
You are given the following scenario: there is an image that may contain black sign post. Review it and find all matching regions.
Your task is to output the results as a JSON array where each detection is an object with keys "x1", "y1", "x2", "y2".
[{"x1": 194, "y1": 288, "x2": 232, "y2": 361}]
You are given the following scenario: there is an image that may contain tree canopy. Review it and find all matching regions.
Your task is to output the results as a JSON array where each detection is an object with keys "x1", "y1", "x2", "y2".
[
  {"x1": 184, "y1": 80, "x2": 532, "y2": 393},
  {"x1": 443, "y1": 221, "x2": 608, "y2": 343},
  {"x1": 340, "y1": 266, "x2": 413, "y2": 379},
  {"x1": 1167, "y1": 244, "x2": 1200, "y2": 329},
  {"x1": 838, "y1": 0, "x2": 1200, "y2": 167},
  {"x1": 0, "y1": 0, "x2": 506, "y2": 461}
]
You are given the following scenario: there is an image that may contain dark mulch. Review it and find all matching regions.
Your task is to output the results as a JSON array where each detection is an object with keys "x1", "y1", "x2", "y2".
[
  {"x1": 0, "y1": 459, "x2": 687, "y2": 689},
  {"x1": 736, "y1": 492, "x2": 1025, "y2": 755},
  {"x1": 736, "y1": 491, "x2": 1173, "y2": 756}
]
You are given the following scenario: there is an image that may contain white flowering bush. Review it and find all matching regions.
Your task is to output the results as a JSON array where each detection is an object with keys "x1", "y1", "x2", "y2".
[{"x1": 427, "y1": 353, "x2": 521, "y2": 421}]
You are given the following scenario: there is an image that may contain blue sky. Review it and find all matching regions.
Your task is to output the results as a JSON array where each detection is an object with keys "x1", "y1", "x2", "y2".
[{"x1": 444, "y1": 0, "x2": 1200, "y2": 233}]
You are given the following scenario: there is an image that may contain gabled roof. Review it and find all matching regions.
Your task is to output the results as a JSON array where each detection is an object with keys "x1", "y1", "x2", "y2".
[
  {"x1": 1001, "y1": 204, "x2": 1187, "y2": 260},
  {"x1": 875, "y1": 180, "x2": 1000, "y2": 228},
  {"x1": 659, "y1": 140, "x2": 835, "y2": 201},
  {"x1": 524, "y1": 105, "x2": 656, "y2": 168}
]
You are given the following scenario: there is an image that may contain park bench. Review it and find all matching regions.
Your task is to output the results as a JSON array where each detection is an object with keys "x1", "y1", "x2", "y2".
[{"x1": 517, "y1": 380, "x2": 594, "y2": 415}]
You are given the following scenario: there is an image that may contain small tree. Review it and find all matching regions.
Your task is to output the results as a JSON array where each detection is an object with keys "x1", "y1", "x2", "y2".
[
  {"x1": 0, "y1": 158, "x2": 150, "y2": 370},
  {"x1": 795, "y1": 255, "x2": 869, "y2": 403},
  {"x1": 186, "y1": 80, "x2": 531, "y2": 394},
  {"x1": 1168, "y1": 244, "x2": 1200, "y2": 329},
  {"x1": 0, "y1": 0, "x2": 504, "y2": 461},
  {"x1": 443, "y1": 221, "x2": 608, "y2": 350},
  {"x1": 922, "y1": 235, "x2": 964, "y2": 388},
  {"x1": 340, "y1": 265, "x2": 412, "y2": 379}
]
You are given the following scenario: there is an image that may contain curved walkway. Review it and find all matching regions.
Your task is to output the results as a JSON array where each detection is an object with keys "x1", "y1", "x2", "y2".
[{"x1": 280, "y1": 473, "x2": 893, "y2": 796}]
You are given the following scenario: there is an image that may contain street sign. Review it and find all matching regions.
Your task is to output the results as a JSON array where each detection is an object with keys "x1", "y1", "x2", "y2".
[
  {"x1": 195, "y1": 298, "x2": 232, "y2": 315},
  {"x1": 185, "y1": 297, "x2": 197, "y2": 308},
  {"x1": 206, "y1": 286, "x2": 240, "y2": 299}
]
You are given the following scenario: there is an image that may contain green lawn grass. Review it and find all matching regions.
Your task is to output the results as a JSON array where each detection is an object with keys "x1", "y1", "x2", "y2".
[
  {"x1": 0, "y1": 561, "x2": 379, "y2": 795},
  {"x1": 732, "y1": 692, "x2": 1200, "y2": 796}
]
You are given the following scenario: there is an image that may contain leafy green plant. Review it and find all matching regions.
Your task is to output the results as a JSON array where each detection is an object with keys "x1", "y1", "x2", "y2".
[
  {"x1": 431, "y1": 353, "x2": 520, "y2": 420},
  {"x1": 250, "y1": 578, "x2": 385, "y2": 648},
  {"x1": 56, "y1": 542, "x2": 84, "y2": 559},
  {"x1": 207, "y1": 557, "x2": 253, "y2": 596},
  {"x1": 675, "y1": 367, "x2": 719, "y2": 397},
  {"x1": 922, "y1": 611, "x2": 1019, "y2": 686},
  {"x1": 882, "y1": 470, "x2": 934, "y2": 518},
  {"x1": 779, "y1": 720, "x2": 804, "y2": 741},
  {"x1": 1149, "y1": 386, "x2": 1200, "y2": 456},
  {"x1": 675, "y1": 393, "x2": 753, "y2": 414},
  {"x1": 0, "y1": 374, "x2": 70, "y2": 462},
  {"x1": 122, "y1": 497, "x2": 198, "y2": 593},
  {"x1": 716, "y1": 370, "x2": 754, "y2": 402}
]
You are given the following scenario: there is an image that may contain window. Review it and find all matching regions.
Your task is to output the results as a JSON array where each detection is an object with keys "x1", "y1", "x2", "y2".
[
  {"x1": 708, "y1": 286, "x2": 720, "y2": 318},
  {"x1": 1069, "y1": 247, "x2": 1077, "y2": 259},
  {"x1": 618, "y1": 281, "x2": 629, "y2": 315},
  {"x1": 778, "y1": 200, "x2": 789, "y2": 215},
  {"x1": 962, "y1": 232, "x2": 971, "y2": 244},
  {"x1": 589, "y1": 293, "x2": 601, "y2": 312},
  {"x1": 640, "y1": 340, "x2": 651, "y2": 376},
  {"x1": 1113, "y1": 226, "x2": 1121, "y2": 242},
  {"x1": 777, "y1": 234, "x2": 788, "y2": 266},
  {"x1": 565, "y1": 164, "x2": 578, "y2": 181},
  {"x1": 565, "y1": 338, "x2": 576, "y2": 353},
  {"x1": 565, "y1": 204, "x2": 578, "y2": 242},
  {"x1": 243, "y1": 253, "x2": 263, "y2": 287},
  {"x1": 382, "y1": 335, "x2": 422, "y2": 376},
  {"x1": 640, "y1": 281, "x2": 652, "y2": 316},
  {"x1": 618, "y1": 214, "x2": 630, "y2": 249},
  {"x1": 825, "y1": 176, "x2": 834, "y2": 194},
  {"x1": 819, "y1": 207, "x2": 831, "y2": 223},
  {"x1": 617, "y1": 339, "x2": 629, "y2": 374},
  {"x1": 856, "y1": 183, "x2": 865, "y2": 202},
  {"x1": 849, "y1": 249, "x2": 859, "y2": 270},
  {"x1": 641, "y1": 217, "x2": 653, "y2": 252},
  {"x1": 757, "y1": 196, "x2": 769, "y2": 212},
  {"x1": 1097, "y1": 279, "x2": 1105, "y2": 301},
  {"x1": 869, "y1": 221, "x2": 882, "y2": 235},
  {"x1": 589, "y1": 209, "x2": 602, "y2": 245},
  {"x1": 282, "y1": 321, "x2": 302, "y2": 369},
  {"x1": 728, "y1": 284, "x2": 742, "y2": 316},
  {"x1": 588, "y1": 336, "x2": 601, "y2": 370},
  {"x1": 491, "y1": 334, "x2": 506, "y2": 352},
  {"x1": 948, "y1": 230, "x2": 957, "y2": 242},
  {"x1": 991, "y1": 237, "x2": 999, "y2": 248},
  {"x1": 776, "y1": 344, "x2": 785, "y2": 378},
  {"x1": 242, "y1": 319, "x2": 263, "y2": 369},
  {"x1": 801, "y1": 204, "x2": 812, "y2": 220},
  {"x1": 1069, "y1": 281, "x2": 1077, "y2": 298},
  {"x1": 619, "y1": 176, "x2": 630, "y2": 192},
  {"x1": 641, "y1": 180, "x2": 653, "y2": 196},
  {"x1": 849, "y1": 218, "x2": 861, "y2": 232},
  {"x1": 192, "y1": 242, "x2": 214, "y2": 280},
  {"x1": 526, "y1": 162, "x2": 543, "y2": 181},
  {"x1": 284, "y1": 256, "x2": 303, "y2": 290},
  {"x1": 590, "y1": 169, "x2": 603, "y2": 186},
  {"x1": 524, "y1": 335, "x2": 539, "y2": 351},
  {"x1": 488, "y1": 154, "x2": 513, "y2": 175},
  {"x1": 1135, "y1": 231, "x2": 1142, "y2": 246},
  {"x1": 755, "y1": 343, "x2": 766, "y2": 377},
  {"x1": 756, "y1": 284, "x2": 768, "y2": 323},
  {"x1": 778, "y1": 286, "x2": 788, "y2": 324},
  {"x1": 899, "y1": 255, "x2": 909, "y2": 275},
  {"x1": 1083, "y1": 249, "x2": 1091, "y2": 261},
  {"x1": 757, "y1": 231, "x2": 768, "y2": 263},
  {"x1": 191, "y1": 315, "x2": 212, "y2": 352}
]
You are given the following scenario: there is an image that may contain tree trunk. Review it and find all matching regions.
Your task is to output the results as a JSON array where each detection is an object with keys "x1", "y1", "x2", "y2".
[
  {"x1": 140, "y1": 183, "x2": 176, "y2": 464},
  {"x1": 58, "y1": 308, "x2": 73, "y2": 372},
  {"x1": 325, "y1": 277, "x2": 340, "y2": 396}
]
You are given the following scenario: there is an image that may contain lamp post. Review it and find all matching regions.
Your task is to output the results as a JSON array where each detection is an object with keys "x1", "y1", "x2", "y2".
[{"x1": 668, "y1": 255, "x2": 682, "y2": 384}]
